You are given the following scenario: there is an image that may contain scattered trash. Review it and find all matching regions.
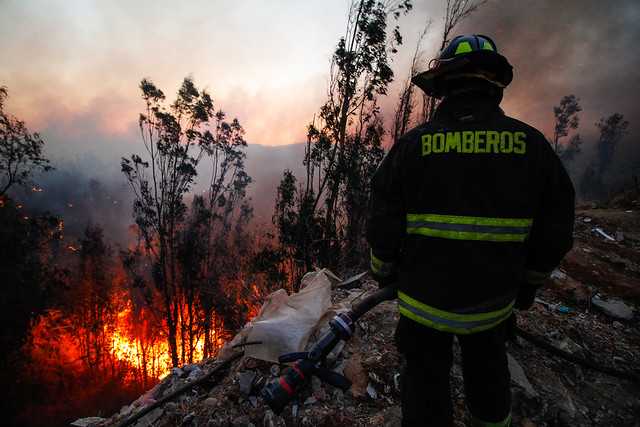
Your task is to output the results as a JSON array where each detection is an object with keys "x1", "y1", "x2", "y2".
[
  {"x1": 337, "y1": 271, "x2": 369, "y2": 289},
  {"x1": 595, "y1": 228, "x2": 615, "y2": 241},
  {"x1": 535, "y1": 298, "x2": 570, "y2": 313},
  {"x1": 366, "y1": 383, "x2": 378, "y2": 399}
]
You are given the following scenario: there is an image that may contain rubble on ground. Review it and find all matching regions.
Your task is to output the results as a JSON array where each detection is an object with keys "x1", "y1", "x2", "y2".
[{"x1": 76, "y1": 195, "x2": 640, "y2": 426}]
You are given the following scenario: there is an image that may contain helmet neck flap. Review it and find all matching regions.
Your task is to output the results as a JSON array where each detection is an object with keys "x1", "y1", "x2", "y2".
[{"x1": 412, "y1": 34, "x2": 513, "y2": 100}]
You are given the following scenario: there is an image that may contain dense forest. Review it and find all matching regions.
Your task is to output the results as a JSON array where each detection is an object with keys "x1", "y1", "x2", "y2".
[{"x1": 0, "y1": 1, "x2": 636, "y2": 426}]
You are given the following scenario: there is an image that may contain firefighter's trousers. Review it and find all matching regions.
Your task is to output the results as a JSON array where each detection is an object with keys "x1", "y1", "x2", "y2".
[{"x1": 395, "y1": 316, "x2": 512, "y2": 426}]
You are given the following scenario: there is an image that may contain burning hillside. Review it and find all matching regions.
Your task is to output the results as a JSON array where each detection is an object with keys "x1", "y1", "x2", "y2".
[{"x1": 73, "y1": 193, "x2": 640, "y2": 427}]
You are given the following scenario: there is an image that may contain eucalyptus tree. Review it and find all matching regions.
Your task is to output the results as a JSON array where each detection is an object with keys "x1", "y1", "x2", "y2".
[
  {"x1": 552, "y1": 94, "x2": 583, "y2": 165},
  {"x1": 177, "y1": 111, "x2": 252, "y2": 361},
  {"x1": 595, "y1": 113, "x2": 628, "y2": 182},
  {"x1": 579, "y1": 113, "x2": 629, "y2": 199},
  {"x1": 275, "y1": 0, "x2": 412, "y2": 276},
  {"x1": 392, "y1": 0, "x2": 486, "y2": 135},
  {"x1": 0, "y1": 86, "x2": 60, "y2": 365},
  {"x1": 0, "y1": 86, "x2": 53, "y2": 198},
  {"x1": 122, "y1": 77, "x2": 251, "y2": 366}
]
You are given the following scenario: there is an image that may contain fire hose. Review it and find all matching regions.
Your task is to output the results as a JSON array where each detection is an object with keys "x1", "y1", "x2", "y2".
[
  {"x1": 261, "y1": 284, "x2": 397, "y2": 414},
  {"x1": 261, "y1": 284, "x2": 639, "y2": 414},
  {"x1": 123, "y1": 283, "x2": 638, "y2": 424}
]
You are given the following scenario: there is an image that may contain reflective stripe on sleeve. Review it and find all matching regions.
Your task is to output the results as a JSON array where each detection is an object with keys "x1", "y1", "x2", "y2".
[
  {"x1": 398, "y1": 291, "x2": 514, "y2": 335},
  {"x1": 370, "y1": 249, "x2": 394, "y2": 277},
  {"x1": 406, "y1": 213, "x2": 533, "y2": 242}
]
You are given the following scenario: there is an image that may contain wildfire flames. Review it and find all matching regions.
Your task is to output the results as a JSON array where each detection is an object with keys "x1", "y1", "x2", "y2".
[
  {"x1": 27, "y1": 297, "x2": 249, "y2": 387},
  {"x1": 108, "y1": 306, "x2": 179, "y2": 380},
  {"x1": 13, "y1": 203, "x2": 265, "y2": 427}
]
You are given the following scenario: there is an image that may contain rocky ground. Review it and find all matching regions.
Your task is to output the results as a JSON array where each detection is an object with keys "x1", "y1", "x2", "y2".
[{"x1": 75, "y1": 192, "x2": 640, "y2": 427}]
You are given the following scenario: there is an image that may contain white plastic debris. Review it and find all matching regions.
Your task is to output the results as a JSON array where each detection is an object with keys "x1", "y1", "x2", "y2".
[
  {"x1": 366, "y1": 383, "x2": 378, "y2": 399},
  {"x1": 595, "y1": 228, "x2": 615, "y2": 241}
]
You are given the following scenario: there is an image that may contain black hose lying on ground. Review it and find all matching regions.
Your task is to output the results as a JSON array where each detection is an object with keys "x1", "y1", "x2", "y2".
[{"x1": 515, "y1": 327, "x2": 640, "y2": 382}]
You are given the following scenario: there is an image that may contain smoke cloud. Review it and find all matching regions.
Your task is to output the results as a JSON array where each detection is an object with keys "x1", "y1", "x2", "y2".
[
  {"x1": 7, "y1": 1, "x2": 640, "y2": 245},
  {"x1": 458, "y1": 0, "x2": 640, "y2": 183}
]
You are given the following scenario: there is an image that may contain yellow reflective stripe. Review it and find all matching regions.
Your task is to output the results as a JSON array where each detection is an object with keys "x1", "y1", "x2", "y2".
[
  {"x1": 455, "y1": 41, "x2": 473, "y2": 55},
  {"x1": 370, "y1": 249, "x2": 393, "y2": 277},
  {"x1": 482, "y1": 41, "x2": 494, "y2": 51},
  {"x1": 522, "y1": 268, "x2": 552, "y2": 285},
  {"x1": 469, "y1": 409, "x2": 512, "y2": 427},
  {"x1": 398, "y1": 291, "x2": 514, "y2": 335},
  {"x1": 406, "y1": 213, "x2": 533, "y2": 242}
]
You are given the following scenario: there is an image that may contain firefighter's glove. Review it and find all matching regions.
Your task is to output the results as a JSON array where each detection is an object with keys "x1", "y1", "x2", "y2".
[{"x1": 514, "y1": 283, "x2": 538, "y2": 310}]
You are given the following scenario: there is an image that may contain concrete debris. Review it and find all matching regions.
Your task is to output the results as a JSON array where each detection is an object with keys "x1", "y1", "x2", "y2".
[
  {"x1": 591, "y1": 296, "x2": 634, "y2": 320},
  {"x1": 550, "y1": 380, "x2": 577, "y2": 424},
  {"x1": 507, "y1": 353, "x2": 539, "y2": 399},
  {"x1": 71, "y1": 418, "x2": 107, "y2": 427},
  {"x1": 135, "y1": 407, "x2": 163, "y2": 426},
  {"x1": 556, "y1": 337, "x2": 585, "y2": 357},
  {"x1": 236, "y1": 370, "x2": 257, "y2": 395}
]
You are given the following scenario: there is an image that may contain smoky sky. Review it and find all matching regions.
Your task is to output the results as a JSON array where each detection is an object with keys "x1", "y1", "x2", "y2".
[
  {"x1": 9, "y1": 0, "x2": 640, "y2": 246},
  {"x1": 455, "y1": 0, "x2": 640, "y2": 168}
]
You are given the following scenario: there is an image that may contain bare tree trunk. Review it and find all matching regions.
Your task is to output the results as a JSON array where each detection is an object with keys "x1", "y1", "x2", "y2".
[{"x1": 423, "y1": 0, "x2": 486, "y2": 122}]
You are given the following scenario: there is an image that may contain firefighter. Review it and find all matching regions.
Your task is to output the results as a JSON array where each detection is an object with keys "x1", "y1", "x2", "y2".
[{"x1": 365, "y1": 34, "x2": 575, "y2": 426}]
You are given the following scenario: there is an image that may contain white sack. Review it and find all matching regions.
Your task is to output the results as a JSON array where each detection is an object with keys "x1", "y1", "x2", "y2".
[{"x1": 241, "y1": 269, "x2": 333, "y2": 363}]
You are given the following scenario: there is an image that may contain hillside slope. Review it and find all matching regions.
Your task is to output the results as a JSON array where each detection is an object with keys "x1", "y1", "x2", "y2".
[{"x1": 77, "y1": 193, "x2": 640, "y2": 427}]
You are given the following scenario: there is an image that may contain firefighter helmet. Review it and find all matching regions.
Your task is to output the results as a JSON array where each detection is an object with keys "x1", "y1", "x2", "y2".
[{"x1": 412, "y1": 34, "x2": 513, "y2": 99}]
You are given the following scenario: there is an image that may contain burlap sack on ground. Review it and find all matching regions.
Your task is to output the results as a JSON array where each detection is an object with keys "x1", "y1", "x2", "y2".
[{"x1": 233, "y1": 269, "x2": 333, "y2": 363}]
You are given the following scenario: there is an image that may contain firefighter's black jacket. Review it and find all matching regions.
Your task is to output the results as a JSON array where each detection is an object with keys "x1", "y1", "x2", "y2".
[{"x1": 365, "y1": 91, "x2": 575, "y2": 334}]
